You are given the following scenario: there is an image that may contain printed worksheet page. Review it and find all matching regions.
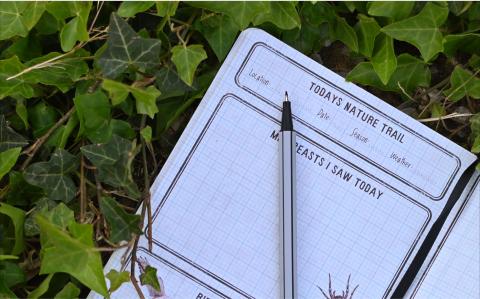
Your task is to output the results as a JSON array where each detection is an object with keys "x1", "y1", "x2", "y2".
[
  {"x1": 406, "y1": 173, "x2": 479, "y2": 299},
  {"x1": 89, "y1": 29, "x2": 477, "y2": 299}
]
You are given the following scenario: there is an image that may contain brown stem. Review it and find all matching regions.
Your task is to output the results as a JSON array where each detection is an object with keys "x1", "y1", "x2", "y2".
[
  {"x1": 140, "y1": 115, "x2": 153, "y2": 252},
  {"x1": 130, "y1": 237, "x2": 145, "y2": 299}
]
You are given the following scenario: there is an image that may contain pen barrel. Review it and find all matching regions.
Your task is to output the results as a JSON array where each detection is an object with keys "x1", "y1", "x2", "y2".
[{"x1": 280, "y1": 131, "x2": 297, "y2": 299}]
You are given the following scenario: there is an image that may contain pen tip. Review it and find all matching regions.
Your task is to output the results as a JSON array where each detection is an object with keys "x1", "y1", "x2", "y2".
[{"x1": 284, "y1": 91, "x2": 289, "y2": 102}]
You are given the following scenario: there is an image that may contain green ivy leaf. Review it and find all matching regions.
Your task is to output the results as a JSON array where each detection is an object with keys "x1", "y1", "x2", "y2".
[
  {"x1": 40, "y1": 203, "x2": 75, "y2": 230},
  {"x1": 470, "y1": 54, "x2": 480, "y2": 70},
  {"x1": 253, "y1": 2, "x2": 301, "y2": 30},
  {"x1": 0, "y1": 261, "x2": 25, "y2": 288},
  {"x1": 0, "y1": 147, "x2": 21, "y2": 181},
  {"x1": 36, "y1": 215, "x2": 108, "y2": 296},
  {"x1": 333, "y1": 16, "x2": 359, "y2": 52},
  {"x1": 23, "y1": 51, "x2": 90, "y2": 92},
  {"x1": 98, "y1": 13, "x2": 162, "y2": 78},
  {"x1": 118, "y1": 1, "x2": 154, "y2": 18},
  {"x1": 35, "y1": 11, "x2": 64, "y2": 35},
  {"x1": 0, "y1": 203, "x2": 25, "y2": 255},
  {"x1": 189, "y1": 2, "x2": 269, "y2": 29},
  {"x1": 382, "y1": 3, "x2": 449, "y2": 61},
  {"x1": 28, "y1": 102, "x2": 59, "y2": 138},
  {"x1": 367, "y1": 1, "x2": 414, "y2": 21},
  {"x1": 355, "y1": 14, "x2": 381, "y2": 58},
  {"x1": 156, "y1": 1, "x2": 178, "y2": 17},
  {"x1": 154, "y1": 67, "x2": 194, "y2": 100},
  {"x1": 27, "y1": 273, "x2": 54, "y2": 299},
  {"x1": 81, "y1": 135, "x2": 140, "y2": 198},
  {"x1": 53, "y1": 282, "x2": 80, "y2": 299},
  {"x1": 444, "y1": 66, "x2": 480, "y2": 101},
  {"x1": 74, "y1": 90, "x2": 112, "y2": 143},
  {"x1": 99, "y1": 197, "x2": 141, "y2": 243},
  {"x1": 347, "y1": 53, "x2": 431, "y2": 95},
  {"x1": 472, "y1": 135, "x2": 480, "y2": 153},
  {"x1": 47, "y1": 2, "x2": 92, "y2": 52},
  {"x1": 139, "y1": 265, "x2": 161, "y2": 292},
  {"x1": 430, "y1": 102, "x2": 446, "y2": 118},
  {"x1": 0, "y1": 56, "x2": 36, "y2": 100},
  {"x1": 1, "y1": 33, "x2": 42, "y2": 62},
  {"x1": 102, "y1": 79, "x2": 160, "y2": 118},
  {"x1": 371, "y1": 33, "x2": 397, "y2": 84},
  {"x1": 45, "y1": 113, "x2": 79, "y2": 149},
  {"x1": 195, "y1": 14, "x2": 240, "y2": 61},
  {"x1": 106, "y1": 269, "x2": 130, "y2": 293},
  {"x1": 171, "y1": 44, "x2": 207, "y2": 86},
  {"x1": 0, "y1": 2, "x2": 45, "y2": 40},
  {"x1": 24, "y1": 149, "x2": 78, "y2": 202},
  {"x1": 0, "y1": 115, "x2": 28, "y2": 152},
  {"x1": 4, "y1": 171, "x2": 43, "y2": 208},
  {"x1": 443, "y1": 33, "x2": 480, "y2": 56},
  {"x1": 140, "y1": 126, "x2": 152, "y2": 142}
]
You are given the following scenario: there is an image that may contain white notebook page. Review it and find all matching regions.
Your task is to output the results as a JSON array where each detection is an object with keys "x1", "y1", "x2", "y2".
[
  {"x1": 89, "y1": 29, "x2": 478, "y2": 299},
  {"x1": 406, "y1": 173, "x2": 479, "y2": 299}
]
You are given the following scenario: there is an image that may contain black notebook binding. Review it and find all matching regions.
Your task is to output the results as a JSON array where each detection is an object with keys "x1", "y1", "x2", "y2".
[{"x1": 392, "y1": 159, "x2": 478, "y2": 298}]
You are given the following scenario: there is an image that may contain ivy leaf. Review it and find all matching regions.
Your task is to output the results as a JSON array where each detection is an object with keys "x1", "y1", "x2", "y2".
[
  {"x1": 106, "y1": 269, "x2": 130, "y2": 293},
  {"x1": 367, "y1": 1, "x2": 414, "y2": 21},
  {"x1": 45, "y1": 113, "x2": 79, "y2": 149},
  {"x1": 253, "y1": 2, "x2": 301, "y2": 30},
  {"x1": 27, "y1": 273, "x2": 53, "y2": 299},
  {"x1": 98, "y1": 13, "x2": 162, "y2": 78},
  {"x1": 99, "y1": 197, "x2": 141, "y2": 243},
  {"x1": 382, "y1": 3, "x2": 449, "y2": 61},
  {"x1": 195, "y1": 14, "x2": 240, "y2": 61},
  {"x1": 4, "y1": 171, "x2": 43, "y2": 208},
  {"x1": 81, "y1": 135, "x2": 140, "y2": 198},
  {"x1": 46, "y1": 2, "x2": 92, "y2": 52},
  {"x1": 36, "y1": 215, "x2": 108, "y2": 296},
  {"x1": 0, "y1": 115, "x2": 28, "y2": 152},
  {"x1": 371, "y1": 33, "x2": 397, "y2": 84},
  {"x1": 154, "y1": 67, "x2": 194, "y2": 100},
  {"x1": 347, "y1": 53, "x2": 431, "y2": 96},
  {"x1": 102, "y1": 79, "x2": 160, "y2": 118},
  {"x1": 117, "y1": 1, "x2": 154, "y2": 18},
  {"x1": 472, "y1": 136, "x2": 480, "y2": 154},
  {"x1": 74, "y1": 90, "x2": 112, "y2": 143},
  {"x1": 24, "y1": 149, "x2": 78, "y2": 202},
  {"x1": 444, "y1": 66, "x2": 480, "y2": 101},
  {"x1": 23, "y1": 51, "x2": 90, "y2": 92},
  {"x1": 0, "y1": 56, "x2": 36, "y2": 100},
  {"x1": 189, "y1": 2, "x2": 269, "y2": 29},
  {"x1": 40, "y1": 203, "x2": 75, "y2": 230},
  {"x1": 140, "y1": 126, "x2": 152, "y2": 142},
  {"x1": 139, "y1": 265, "x2": 161, "y2": 292},
  {"x1": 0, "y1": 147, "x2": 21, "y2": 181},
  {"x1": 355, "y1": 14, "x2": 381, "y2": 58},
  {"x1": 28, "y1": 102, "x2": 59, "y2": 138},
  {"x1": 171, "y1": 44, "x2": 207, "y2": 86},
  {"x1": 0, "y1": 261, "x2": 25, "y2": 288},
  {"x1": 332, "y1": 16, "x2": 359, "y2": 52},
  {"x1": 0, "y1": 2, "x2": 45, "y2": 40},
  {"x1": 156, "y1": 1, "x2": 178, "y2": 17},
  {"x1": 443, "y1": 33, "x2": 480, "y2": 56},
  {"x1": 0, "y1": 203, "x2": 25, "y2": 255},
  {"x1": 53, "y1": 282, "x2": 80, "y2": 299},
  {"x1": 21, "y1": 2, "x2": 46, "y2": 30}
]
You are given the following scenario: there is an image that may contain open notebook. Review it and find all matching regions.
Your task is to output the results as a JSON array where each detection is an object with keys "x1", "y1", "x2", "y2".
[{"x1": 89, "y1": 29, "x2": 479, "y2": 299}]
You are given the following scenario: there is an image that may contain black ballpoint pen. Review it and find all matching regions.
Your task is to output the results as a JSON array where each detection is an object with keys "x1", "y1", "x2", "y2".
[{"x1": 280, "y1": 91, "x2": 297, "y2": 299}]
